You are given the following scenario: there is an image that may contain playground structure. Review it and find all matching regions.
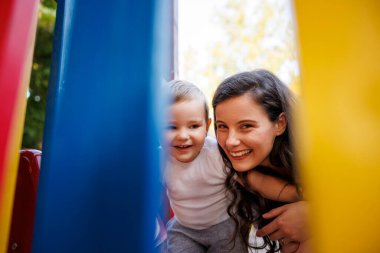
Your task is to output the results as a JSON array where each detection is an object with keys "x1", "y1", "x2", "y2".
[{"x1": 1, "y1": 0, "x2": 380, "y2": 252}]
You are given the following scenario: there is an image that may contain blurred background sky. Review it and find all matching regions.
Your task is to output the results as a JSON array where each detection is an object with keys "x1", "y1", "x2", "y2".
[{"x1": 178, "y1": 0, "x2": 299, "y2": 107}]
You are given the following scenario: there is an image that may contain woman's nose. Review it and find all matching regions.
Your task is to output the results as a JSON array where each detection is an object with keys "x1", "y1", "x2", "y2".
[{"x1": 226, "y1": 131, "x2": 240, "y2": 147}]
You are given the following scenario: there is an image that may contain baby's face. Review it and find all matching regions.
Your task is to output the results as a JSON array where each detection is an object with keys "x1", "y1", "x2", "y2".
[{"x1": 165, "y1": 99, "x2": 210, "y2": 163}]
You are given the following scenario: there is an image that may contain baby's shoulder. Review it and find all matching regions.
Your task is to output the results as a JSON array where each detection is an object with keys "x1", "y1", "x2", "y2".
[
  {"x1": 203, "y1": 136, "x2": 218, "y2": 149},
  {"x1": 201, "y1": 136, "x2": 223, "y2": 163}
]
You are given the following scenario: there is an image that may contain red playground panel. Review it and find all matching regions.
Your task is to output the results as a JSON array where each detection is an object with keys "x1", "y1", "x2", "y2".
[{"x1": 8, "y1": 150, "x2": 41, "y2": 253}]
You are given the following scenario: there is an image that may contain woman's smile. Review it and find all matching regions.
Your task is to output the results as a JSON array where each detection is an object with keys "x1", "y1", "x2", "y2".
[{"x1": 229, "y1": 149, "x2": 252, "y2": 158}]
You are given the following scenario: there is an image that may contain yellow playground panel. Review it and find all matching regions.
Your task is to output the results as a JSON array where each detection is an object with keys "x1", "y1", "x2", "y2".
[{"x1": 295, "y1": 0, "x2": 380, "y2": 252}]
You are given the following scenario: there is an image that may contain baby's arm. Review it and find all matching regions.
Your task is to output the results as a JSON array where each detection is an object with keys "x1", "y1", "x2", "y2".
[{"x1": 246, "y1": 171, "x2": 300, "y2": 202}]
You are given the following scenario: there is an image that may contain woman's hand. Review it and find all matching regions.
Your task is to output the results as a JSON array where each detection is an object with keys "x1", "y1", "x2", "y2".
[
  {"x1": 281, "y1": 241, "x2": 300, "y2": 253},
  {"x1": 256, "y1": 201, "x2": 309, "y2": 242},
  {"x1": 281, "y1": 240, "x2": 311, "y2": 253}
]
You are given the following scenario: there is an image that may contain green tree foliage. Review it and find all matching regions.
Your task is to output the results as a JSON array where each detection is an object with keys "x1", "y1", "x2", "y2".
[{"x1": 22, "y1": 0, "x2": 57, "y2": 149}]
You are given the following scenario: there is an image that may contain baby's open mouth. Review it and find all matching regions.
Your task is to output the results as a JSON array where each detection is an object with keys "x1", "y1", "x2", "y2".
[{"x1": 175, "y1": 145, "x2": 192, "y2": 149}]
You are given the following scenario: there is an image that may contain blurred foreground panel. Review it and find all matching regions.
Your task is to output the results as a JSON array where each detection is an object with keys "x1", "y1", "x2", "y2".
[{"x1": 295, "y1": 1, "x2": 380, "y2": 252}]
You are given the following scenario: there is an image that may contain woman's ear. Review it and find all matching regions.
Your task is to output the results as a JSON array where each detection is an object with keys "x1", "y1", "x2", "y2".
[
  {"x1": 206, "y1": 118, "x2": 212, "y2": 132},
  {"x1": 276, "y1": 112, "x2": 287, "y2": 136}
]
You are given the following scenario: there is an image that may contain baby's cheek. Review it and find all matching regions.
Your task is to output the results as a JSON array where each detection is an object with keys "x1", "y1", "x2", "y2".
[{"x1": 164, "y1": 132, "x2": 174, "y2": 144}]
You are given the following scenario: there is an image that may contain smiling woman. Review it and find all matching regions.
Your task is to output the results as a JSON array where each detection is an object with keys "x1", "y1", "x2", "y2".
[
  {"x1": 212, "y1": 70, "x2": 305, "y2": 252},
  {"x1": 215, "y1": 92, "x2": 286, "y2": 173}
]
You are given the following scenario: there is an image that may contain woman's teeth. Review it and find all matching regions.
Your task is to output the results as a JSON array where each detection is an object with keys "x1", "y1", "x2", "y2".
[{"x1": 230, "y1": 150, "x2": 252, "y2": 157}]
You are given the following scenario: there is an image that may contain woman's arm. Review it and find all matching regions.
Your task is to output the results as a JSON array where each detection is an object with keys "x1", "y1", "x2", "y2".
[
  {"x1": 256, "y1": 201, "x2": 309, "y2": 242},
  {"x1": 246, "y1": 170, "x2": 300, "y2": 202},
  {"x1": 281, "y1": 239, "x2": 311, "y2": 253}
]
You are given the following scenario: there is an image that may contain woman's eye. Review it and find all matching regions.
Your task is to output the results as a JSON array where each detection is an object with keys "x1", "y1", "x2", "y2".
[
  {"x1": 241, "y1": 124, "x2": 253, "y2": 129},
  {"x1": 216, "y1": 124, "x2": 227, "y2": 129}
]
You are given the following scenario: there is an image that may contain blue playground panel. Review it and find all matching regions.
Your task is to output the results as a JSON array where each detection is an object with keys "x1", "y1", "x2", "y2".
[{"x1": 32, "y1": 0, "x2": 171, "y2": 252}]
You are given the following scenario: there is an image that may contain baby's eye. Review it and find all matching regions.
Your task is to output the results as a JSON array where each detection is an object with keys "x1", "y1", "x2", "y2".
[
  {"x1": 166, "y1": 125, "x2": 176, "y2": 130},
  {"x1": 189, "y1": 124, "x2": 200, "y2": 129}
]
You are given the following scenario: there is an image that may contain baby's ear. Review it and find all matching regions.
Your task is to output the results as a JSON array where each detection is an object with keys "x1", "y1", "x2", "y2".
[
  {"x1": 206, "y1": 118, "x2": 212, "y2": 132},
  {"x1": 276, "y1": 112, "x2": 287, "y2": 136}
]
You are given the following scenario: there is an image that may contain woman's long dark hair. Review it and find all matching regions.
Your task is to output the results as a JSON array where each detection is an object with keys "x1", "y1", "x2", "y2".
[{"x1": 212, "y1": 70, "x2": 299, "y2": 252}]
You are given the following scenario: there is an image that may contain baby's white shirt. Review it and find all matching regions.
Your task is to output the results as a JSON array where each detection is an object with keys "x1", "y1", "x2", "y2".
[{"x1": 164, "y1": 136, "x2": 230, "y2": 230}]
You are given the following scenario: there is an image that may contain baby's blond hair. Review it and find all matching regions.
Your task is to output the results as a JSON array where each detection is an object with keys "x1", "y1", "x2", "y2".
[{"x1": 167, "y1": 80, "x2": 209, "y2": 122}]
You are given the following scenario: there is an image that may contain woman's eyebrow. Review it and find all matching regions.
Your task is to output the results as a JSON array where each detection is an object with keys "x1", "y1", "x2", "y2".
[
  {"x1": 237, "y1": 120, "x2": 257, "y2": 124},
  {"x1": 215, "y1": 119, "x2": 257, "y2": 124}
]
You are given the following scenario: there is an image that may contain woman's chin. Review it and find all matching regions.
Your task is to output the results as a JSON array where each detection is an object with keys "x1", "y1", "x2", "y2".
[
  {"x1": 232, "y1": 164, "x2": 253, "y2": 172},
  {"x1": 228, "y1": 156, "x2": 257, "y2": 172}
]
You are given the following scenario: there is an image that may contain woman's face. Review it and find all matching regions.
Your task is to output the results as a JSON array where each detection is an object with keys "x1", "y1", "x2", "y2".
[{"x1": 215, "y1": 93, "x2": 286, "y2": 172}]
